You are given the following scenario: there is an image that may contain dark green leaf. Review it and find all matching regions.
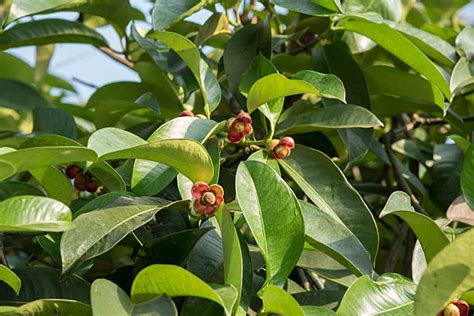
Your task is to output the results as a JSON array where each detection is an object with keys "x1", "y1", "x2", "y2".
[
  {"x1": 461, "y1": 145, "x2": 474, "y2": 209},
  {"x1": 0, "y1": 265, "x2": 21, "y2": 295},
  {"x1": 33, "y1": 108, "x2": 77, "y2": 139},
  {"x1": 0, "y1": 78, "x2": 51, "y2": 112},
  {"x1": 273, "y1": 0, "x2": 342, "y2": 16},
  {"x1": 152, "y1": 0, "x2": 208, "y2": 32}
]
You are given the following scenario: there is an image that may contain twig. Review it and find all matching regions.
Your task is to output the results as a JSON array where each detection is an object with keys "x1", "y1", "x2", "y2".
[
  {"x1": 96, "y1": 46, "x2": 134, "y2": 69},
  {"x1": 72, "y1": 77, "x2": 99, "y2": 89},
  {"x1": 290, "y1": 36, "x2": 320, "y2": 55},
  {"x1": 0, "y1": 233, "x2": 9, "y2": 267},
  {"x1": 297, "y1": 268, "x2": 311, "y2": 291},
  {"x1": 384, "y1": 222, "x2": 409, "y2": 272}
]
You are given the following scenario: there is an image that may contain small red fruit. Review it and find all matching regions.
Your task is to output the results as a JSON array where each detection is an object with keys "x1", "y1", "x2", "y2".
[
  {"x1": 179, "y1": 110, "x2": 194, "y2": 117},
  {"x1": 270, "y1": 136, "x2": 295, "y2": 160},
  {"x1": 85, "y1": 181, "x2": 98, "y2": 193},
  {"x1": 65, "y1": 165, "x2": 82, "y2": 179},
  {"x1": 191, "y1": 182, "x2": 224, "y2": 216},
  {"x1": 438, "y1": 300, "x2": 470, "y2": 316},
  {"x1": 226, "y1": 112, "x2": 253, "y2": 143},
  {"x1": 74, "y1": 174, "x2": 90, "y2": 191}
]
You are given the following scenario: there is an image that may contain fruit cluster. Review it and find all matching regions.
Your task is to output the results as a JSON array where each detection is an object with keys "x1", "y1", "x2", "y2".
[{"x1": 65, "y1": 165, "x2": 98, "y2": 193}]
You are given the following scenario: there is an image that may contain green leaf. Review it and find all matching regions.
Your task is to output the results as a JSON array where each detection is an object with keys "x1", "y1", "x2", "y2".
[
  {"x1": 293, "y1": 70, "x2": 346, "y2": 102},
  {"x1": 236, "y1": 161, "x2": 305, "y2": 287},
  {"x1": 0, "y1": 267, "x2": 90, "y2": 303},
  {"x1": 276, "y1": 104, "x2": 382, "y2": 136},
  {"x1": 30, "y1": 167, "x2": 72, "y2": 206},
  {"x1": 0, "y1": 196, "x2": 73, "y2": 232},
  {"x1": 152, "y1": 0, "x2": 208, "y2": 31},
  {"x1": 0, "y1": 78, "x2": 51, "y2": 112},
  {"x1": 247, "y1": 74, "x2": 323, "y2": 113},
  {"x1": 461, "y1": 145, "x2": 474, "y2": 210},
  {"x1": 88, "y1": 127, "x2": 146, "y2": 157},
  {"x1": 132, "y1": 117, "x2": 217, "y2": 196},
  {"x1": 450, "y1": 58, "x2": 474, "y2": 96},
  {"x1": 456, "y1": 26, "x2": 474, "y2": 60},
  {"x1": 337, "y1": 274, "x2": 416, "y2": 316},
  {"x1": 273, "y1": 0, "x2": 342, "y2": 16},
  {"x1": 300, "y1": 200, "x2": 373, "y2": 277},
  {"x1": 0, "y1": 160, "x2": 16, "y2": 182},
  {"x1": 0, "y1": 146, "x2": 97, "y2": 181},
  {"x1": 260, "y1": 285, "x2": 304, "y2": 316},
  {"x1": 74, "y1": 191, "x2": 134, "y2": 217},
  {"x1": 12, "y1": 299, "x2": 92, "y2": 315},
  {"x1": 101, "y1": 139, "x2": 214, "y2": 184},
  {"x1": 0, "y1": 19, "x2": 107, "y2": 50},
  {"x1": 345, "y1": 0, "x2": 402, "y2": 21},
  {"x1": 91, "y1": 279, "x2": 177, "y2": 316},
  {"x1": 87, "y1": 161, "x2": 126, "y2": 192},
  {"x1": 0, "y1": 181, "x2": 44, "y2": 200},
  {"x1": 415, "y1": 228, "x2": 474, "y2": 316},
  {"x1": 0, "y1": 265, "x2": 21, "y2": 295},
  {"x1": 215, "y1": 206, "x2": 253, "y2": 313},
  {"x1": 195, "y1": 12, "x2": 231, "y2": 47},
  {"x1": 279, "y1": 145, "x2": 379, "y2": 261},
  {"x1": 33, "y1": 107, "x2": 77, "y2": 139},
  {"x1": 60, "y1": 199, "x2": 189, "y2": 273},
  {"x1": 333, "y1": 15, "x2": 450, "y2": 99},
  {"x1": 380, "y1": 191, "x2": 450, "y2": 263},
  {"x1": 148, "y1": 31, "x2": 221, "y2": 115},
  {"x1": 130, "y1": 264, "x2": 238, "y2": 316}
]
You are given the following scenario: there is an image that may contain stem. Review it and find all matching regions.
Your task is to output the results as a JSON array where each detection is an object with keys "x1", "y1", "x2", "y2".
[
  {"x1": 96, "y1": 46, "x2": 134, "y2": 69},
  {"x1": 297, "y1": 268, "x2": 311, "y2": 291},
  {"x1": 384, "y1": 222, "x2": 409, "y2": 272},
  {"x1": 0, "y1": 233, "x2": 9, "y2": 267}
]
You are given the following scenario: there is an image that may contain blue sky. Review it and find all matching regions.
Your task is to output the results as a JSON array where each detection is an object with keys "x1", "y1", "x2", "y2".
[{"x1": 5, "y1": 0, "x2": 474, "y2": 104}]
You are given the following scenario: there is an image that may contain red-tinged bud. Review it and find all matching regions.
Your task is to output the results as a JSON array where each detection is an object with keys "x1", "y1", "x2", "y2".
[
  {"x1": 443, "y1": 304, "x2": 460, "y2": 316},
  {"x1": 74, "y1": 174, "x2": 90, "y2": 191},
  {"x1": 280, "y1": 136, "x2": 295, "y2": 149},
  {"x1": 272, "y1": 144, "x2": 291, "y2": 160},
  {"x1": 65, "y1": 165, "x2": 82, "y2": 179},
  {"x1": 85, "y1": 181, "x2": 98, "y2": 193},
  {"x1": 453, "y1": 301, "x2": 470, "y2": 316},
  {"x1": 180, "y1": 111, "x2": 194, "y2": 117},
  {"x1": 191, "y1": 183, "x2": 224, "y2": 216},
  {"x1": 227, "y1": 112, "x2": 253, "y2": 143},
  {"x1": 438, "y1": 301, "x2": 470, "y2": 316}
]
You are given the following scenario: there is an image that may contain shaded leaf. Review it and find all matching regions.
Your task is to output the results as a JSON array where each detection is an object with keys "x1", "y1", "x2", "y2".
[{"x1": 0, "y1": 265, "x2": 21, "y2": 295}]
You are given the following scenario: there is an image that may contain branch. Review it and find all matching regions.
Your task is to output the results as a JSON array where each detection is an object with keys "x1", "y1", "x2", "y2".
[
  {"x1": 96, "y1": 46, "x2": 134, "y2": 69},
  {"x1": 384, "y1": 222, "x2": 409, "y2": 272},
  {"x1": 0, "y1": 233, "x2": 9, "y2": 267}
]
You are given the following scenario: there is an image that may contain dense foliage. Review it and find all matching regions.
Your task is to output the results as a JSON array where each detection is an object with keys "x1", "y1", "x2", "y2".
[{"x1": 0, "y1": 0, "x2": 473, "y2": 315}]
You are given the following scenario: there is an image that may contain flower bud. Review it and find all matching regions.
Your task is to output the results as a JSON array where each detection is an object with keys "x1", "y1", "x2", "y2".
[
  {"x1": 438, "y1": 301, "x2": 470, "y2": 316},
  {"x1": 65, "y1": 165, "x2": 82, "y2": 179},
  {"x1": 226, "y1": 112, "x2": 253, "y2": 143},
  {"x1": 443, "y1": 304, "x2": 460, "y2": 316},
  {"x1": 180, "y1": 110, "x2": 194, "y2": 117},
  {"x1": 270, "y1": 136, "x2": 296, "y2": 160},
  {"x1": 191, "y1": 182, "x2": 224, "y2": 216},
  {"x1": 280, "y1": 136, "x2": 295, "y2": 149}
]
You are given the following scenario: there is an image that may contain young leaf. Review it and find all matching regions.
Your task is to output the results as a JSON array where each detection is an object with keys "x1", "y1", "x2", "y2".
[
  {"x1": 0, "y1": 265, "x2": 21, "y2": 295},
  {"x1": 130, "y1": 264, "x2": 238, "y2": 316},
  {"x1": 0, "y1": 19, "x2": 107, "y2": 49},
  {"x1": 293, "y1": 70, "x2": 346, "y2": 102},
  {"x1": 279, "y1": 145, "x2": 379, "y2": 261},
  {"x1": 152, "y1": 0, "x2": 207, "y2": 31},
  {"x1": 100, "y1": 139, "x2": 214, "y2": 184},
  {"x1": 415, "y1": 228, "x2": 474, "y2": 316},
  {"x1": 0, "y1": 196, "x2": 73, "y2": 232},
  {"x1": 300, "y1": 200, "x2": 373, "y2": 277},
  {"x1": 380, "y1": 192, "x2": 450, "y2": 263},
  {"x1": 337, "y1": 274, "x2": 416, "y2": 315},
  {"x1": 60, "y1": 199, "x2": 190, "y2": 273},
  {"x1": 260, "y1": 285, "x2": 305, "y2": 316},
  {"x1": 91, "y1": 279, "x2": 177, "y2": 316},
  {"x1": 333, "y1": 15, "x2": 450, "y2": 99},
  {"x1": 236, "y1": 161, "x2": 305, "y2": 287},
  {"x1": 276, "y1": 104, "x2": 382, "y2": 136}
]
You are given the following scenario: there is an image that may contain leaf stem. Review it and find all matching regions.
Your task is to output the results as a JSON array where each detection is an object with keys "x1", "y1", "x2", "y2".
[{"x1": 0, "y1": 233, "x2": 9, "y2": 267}]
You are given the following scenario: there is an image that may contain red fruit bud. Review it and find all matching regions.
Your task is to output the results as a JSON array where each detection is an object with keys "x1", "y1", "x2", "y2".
[
  {"x1": 85, "y1": 181, "x2": 98, "y2": 193},
  {"x1": 236, "y1": 112, "x2": 252, "y2": 124},
  {"x1": 227, "y1": 112, "x2": 253, "y2": 143},
  {"x1": 273, "y1": 144, "x2": 291, "y2": 160},
  {"x1": 74, "y1": 174, "x2": 90, "y2": 191},
  {"x1": 453, "y1": 301, "x2": 470, "y2": 316},
  {"x1": 65, "y1": 165, "x2": 82, "y2": 179},
  {"x1": 180, "y1": 111, "x2": 194, "y2": 117},
  {"x1": 280, "y1": 136, "x2": 295, "y2": 149}
]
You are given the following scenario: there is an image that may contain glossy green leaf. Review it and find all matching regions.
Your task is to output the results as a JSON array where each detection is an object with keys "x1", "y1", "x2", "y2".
[
  {"x1": 461, "y1": 145, "x2": 474, "y2": 210},
  {"x1": 415, "y1": 228, "x2": 474, "y2": 316},
  {"x1": 131, "y1": 264, "x2": 238, "y2": 316},
  {"x1": 33, "y1": 107, "x2": 77, "y2": 139},
  {"x1": 280, "y1": 145, "x2": 379, "y2": 261},
  {"x1": 148, "y1": 31, "x2": 221, "y2": 115},
  {"x1": 273, "y1": 0, "x2": 342, "y2": 16},
  {"x1": 380, "y1": 191, "x2": 450, "y2": 262},
  {"x1": 0, "y1": 181, "x2": 43, "y2": 200},
  {"x1": 0, "y1": 265, "x2": 21, "y2": 295},
  {"x1": 0, "y1": 196, "x2": 73, "y2": 232},
  {"x1": 0, "y1": 19, "x2": 107, "y2": 50},
  {"x1": 301, "y1": 200, "x2": 373, "y2": 277},
  {"x1": 276, "y1": 104, "x2": 382, "y2": 136},
  {"x1": 215, "y1": 206, "x2": 253, "y2": 313},
  {"x1": 247, "y1": 74, "x2": 322, "y2": 113},
  {"x1": 88, "y1": 127, "x2": 146, "y2": 157},
  {"x1": 333, "y1": 15, "x2": 450, "y2": 99},
  {"x1": 195, "y1": 12, "x2": 230, "y2": 47},
  {"x1": 293, "y1": 70, "x2": 346, "y2": 102},
  {"x1": 456, "y1": 26, "x2": 474, "y2": 60},
  {"x1": 0, "y1": 160, "x2": 16, "y2": 182},
  {"x1": 345, "y1": 0, "x2": 402, "y2": 21},
  {"x1": 152, "y1": 0, "x2": 207, "y2": 31},
  {"x1": 61, "y1": 199, "x2": 189, "y2": 273},
  {"x1": 88, "y1": 161, "x2": 126, "y2": 192},
  {"x1": 30, "y1": 167, "x2": 72, "y2": 206},
  {"x1": 248, "y1": 150, "x2": 280, "y2": 175},
  {"x1": 236, "y1": 161, "x2": 305, "y2": 287},
  {"x1": 0, "y1": 267, "x2": 90, "y2": 303},
  {"x1": 450, "y1": 58, "x2": 474, "y2": 96},
  {"x1": 132, "y1": 117, "x2": 217, "y2": 196},
  {"x1": 0, "y1": 78, "x2": 51, "y2": 112},
  {"x1": 0, "y1": 146, "x2": 97, "y2": 181},
  {"x1": 337, "y1": 274, "x2": 416, "y2": 315},
  {"x1": 91, "y1": 279, "x2": 177, "y2": 316},
  {"x1": 12, "y1": 299, "x2": 92, "y2": 315},
  {"x1": 260, "y1": 285, "x2": 305, "y2": 316},
  {"x1": 101, "y1": 139, "x2": 213, "y2": 184}
]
